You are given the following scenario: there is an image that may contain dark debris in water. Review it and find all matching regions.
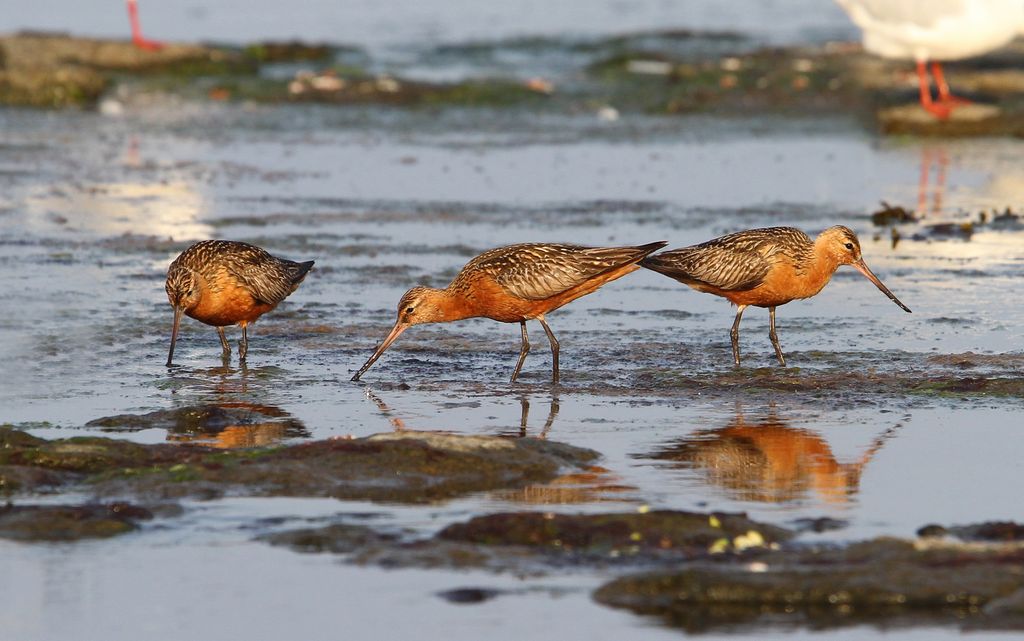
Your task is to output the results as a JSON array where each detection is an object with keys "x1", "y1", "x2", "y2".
[
  {"x1": 871, "y1": 201, "x2": 918, "y2": 226},
  {"x1": 871, "y1": 202, "x2": 1023, "y2": 246}
]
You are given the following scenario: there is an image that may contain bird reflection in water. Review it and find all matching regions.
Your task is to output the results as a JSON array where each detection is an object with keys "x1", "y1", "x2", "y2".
[
  {"x1": 498, "y1": 394, "x2": 638, "y2": 504},
  {"x1": 514, "y1": 393, "x2": 560, "y2": 439},
  {"x1": 359, "y1": 388, "x2": 632, "y2": 503},
  {"x1": 162, "y1": 402, "x2": 309, "y2": 449},
  {"x1": 918, "y1": 146, "x2": 950, "y2": 218},
  {"x1": 650, "y1": 407, "x2": 903, "y2": 505},
  {"x1": 362, "y1": 388, "x2": 409, "y2": 432},
  {"x1": 361, "y1": 388, "x2": 560, "y2": 438}
]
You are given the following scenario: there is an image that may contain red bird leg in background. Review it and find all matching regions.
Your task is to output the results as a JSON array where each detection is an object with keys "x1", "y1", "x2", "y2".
[{"x1": 127, "y1": 0, "x2": 164, "y2": 51}]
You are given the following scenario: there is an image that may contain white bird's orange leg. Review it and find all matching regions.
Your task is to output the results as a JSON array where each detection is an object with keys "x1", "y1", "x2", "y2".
[
  {"x1": 127, "y1": 0, "x2": 163, "y2": 51},
  {"x1": 931, "y1": 62, "x2": 971, "y2": 108},
  {"x1": 916, "y1": 61, "x2": 970, "y2": 120}
]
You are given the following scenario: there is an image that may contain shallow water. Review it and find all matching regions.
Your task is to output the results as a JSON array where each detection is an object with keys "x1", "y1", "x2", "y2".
[{"x1": 3, "y1": 7, "x2": 1024, "y2": 640}]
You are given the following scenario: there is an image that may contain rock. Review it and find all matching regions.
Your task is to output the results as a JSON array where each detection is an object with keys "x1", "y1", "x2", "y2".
[
  {"x1": 792, "y1": 517, "x2": 848, "y2": 533},
  {"x1": 0, "y1": 32, "x2": 231, "y2": 71},
  {"x1": 917, "y1": 524, "x2": 949, "y2": 538},
  {"x1": 0, "y1": 32, "x2": 243, "y2": 107},
  {"x1": 880, "y1": 102, "x2": 1001, "y2": 125},
  {"x1": 877, "y1": 102, "x2": 1024, "y2": 137},
  {"x1": 260, "y1": 523, "x2": 398, "y2": 554},
  {"x1": 0, "y1": 502, "x2": 157, "y2": 541},
  {"x1": 594, "y1": 537, "x2": 1024, "y2": 632},
  {"x1": 0, "y1": 466, "x2": 66, "y2": 493},
  {"x1": 437, "y1": 509, "x2": 793, "y2": 557},
  {"x1": 255, "y1": 509, "x2": 791, "y2": 576},
  {"x1": 86, "y1": 404, "x2": 310, "y2": 448},
  {"x1": 0, "y1": 427, "x2": 599, "y2": 504},
  {"x1": 935, "y1": 521, "x2": 1024, "y2": 542},
  {"x1": 0, "y1": 427, "x2": 189, "y2": 479},
  {"x1": 242, "y1": 41, "x2": 336, "y2": 63},
  {"x1": 0, "y1": 64, "x2": 107, "y2": 108},
  {"x1": 437, "y1": 588, "x2": 504, "y2": 604}
]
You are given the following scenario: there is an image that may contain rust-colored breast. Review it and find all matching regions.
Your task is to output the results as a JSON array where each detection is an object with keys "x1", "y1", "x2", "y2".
[
  {"x1": 643, "y1": 227, "x2": 826, "y2": 308},
  {"x1": 724, "y1": 258, "x2": 836, "y2": 308},
  {"x1": 187, "y1": 268, "x2": 277, "y2": 327}
]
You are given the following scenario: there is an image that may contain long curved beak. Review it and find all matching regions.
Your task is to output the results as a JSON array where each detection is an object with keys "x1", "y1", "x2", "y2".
[
  {"x1": 852, "y1": 259, "x2": 912, "y2": 313},
  {"x1": 351, "y1": 322, "x2": 408, "y2": 381},
  {"x1": 166, "y1": 306, "x2": 183, "y2": 367}
]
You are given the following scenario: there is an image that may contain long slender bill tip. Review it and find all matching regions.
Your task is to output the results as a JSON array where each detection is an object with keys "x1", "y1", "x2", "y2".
[
  {"x1": 166, "y1": 306, "x2": 183, "y2": 367},
  {"x1": 351, "y1": 323, "x2": 407, "y2": 383},
  {"x1": 853, "y1": 260, "x2": 912, "y2": 315}
]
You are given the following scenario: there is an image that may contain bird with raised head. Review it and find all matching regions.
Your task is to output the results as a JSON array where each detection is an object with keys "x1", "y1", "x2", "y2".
[{"x1": 642, "y1": 226, "x2": 911, "y2": 367}]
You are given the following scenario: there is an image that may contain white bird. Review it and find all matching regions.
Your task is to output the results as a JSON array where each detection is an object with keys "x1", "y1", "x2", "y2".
[{"x1": 835, "y1": 0, "x2": 1024, "y2": 118}]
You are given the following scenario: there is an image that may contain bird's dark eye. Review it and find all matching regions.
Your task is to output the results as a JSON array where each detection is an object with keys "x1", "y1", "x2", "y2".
[
  {"x1": 844, "y1": 242, "x2": 854, "y2": 251},
  {"x1": 405, "y1": 306, "x2": 415, "y2": 314}
]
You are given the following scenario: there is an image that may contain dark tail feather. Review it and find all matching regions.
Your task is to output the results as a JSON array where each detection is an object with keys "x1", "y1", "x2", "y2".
[
  {"x1": 639, "y1": 253, "x2": 666, "y2": 271},
  {"x1": 290, "y1": 260, "x2": 315, "y2": 284},
  {"x1": 636, "y1": 241, "x2": 669, "y2": 258}
]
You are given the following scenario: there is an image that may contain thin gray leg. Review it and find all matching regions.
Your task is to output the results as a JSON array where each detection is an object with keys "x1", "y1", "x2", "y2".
[
  {"x1": 538, "y1": 317, "x2": 560, "y2": 384},
  {"x1": 518, "y1": 396, "x2": 530, "y2": 437},
  {"x1": 218, "y1": 327, "x2": 231, "y2": 356},
  {"x1": 730, "y1": 305, "x2": 748, "y2": 367},
  {"x1": 541, "y1": 394, "x2": 560, "y2": 439},
  {"x1": 510, "y1": 321, "x2": 530, "y2": 383},
  {"x1": 238, "y1": 325, "x2": 249, "y2": 363},
  {"x1": 768, "y1": 306, "x2": 787, "y2": 367}
]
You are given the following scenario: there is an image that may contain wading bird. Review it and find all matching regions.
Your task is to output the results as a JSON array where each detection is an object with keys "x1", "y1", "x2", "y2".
[
  {"x1": 835, "y1": 0, "x2": 1024, "y2": 118},
  {"x1": 352, "y1": 241, "x2": 667, "y2": 383},
  {"x1": 165, "y1": 240, "x2": 314, "y2": 366},
  {"x1": 641, "y1": 226, "x2": 911, "y2": 367}
]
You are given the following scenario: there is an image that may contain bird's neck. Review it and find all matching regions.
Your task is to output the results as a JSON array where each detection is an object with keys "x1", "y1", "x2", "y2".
[
  {"x1": 428, "y1": 287, "x2": 479, "y2": 323},
  {"x1": 804, "y1": 242, "x2": 843, "y2": 296}
]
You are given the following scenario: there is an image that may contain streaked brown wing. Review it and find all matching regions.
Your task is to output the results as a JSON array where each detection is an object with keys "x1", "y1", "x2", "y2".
[
  {"x1": 221, "y1": 245, "x2": 296, "y2": 305},
  {"x1": 466, "y1": 243, "x2": 660, "y2": 301},
  {"x1": 643, "y1": 228, "x2": 809, "y2": 292}
]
